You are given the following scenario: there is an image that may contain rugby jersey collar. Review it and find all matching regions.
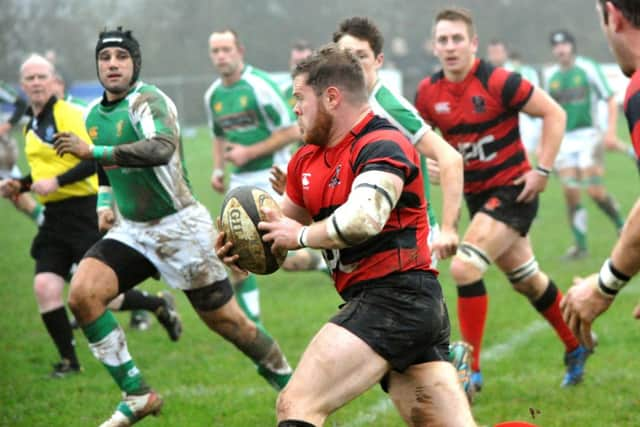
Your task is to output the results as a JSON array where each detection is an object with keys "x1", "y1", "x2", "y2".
[
  {"x1": 25, "y1": 95, "x2": 57, "y2": 119},
  {"x1": 100, "y1": 81, "x2": 143, "y2": 107}
]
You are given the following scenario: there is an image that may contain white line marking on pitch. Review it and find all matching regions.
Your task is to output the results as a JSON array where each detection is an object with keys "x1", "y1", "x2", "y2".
[{"x1": 343, "y1": 320, "x2": 547, "y2": 427}]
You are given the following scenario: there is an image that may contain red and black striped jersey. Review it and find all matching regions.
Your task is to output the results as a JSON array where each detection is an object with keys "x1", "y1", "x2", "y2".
[
  {"x1": 624, "y1": 70, "x2": 640, "y2": 167},
  {"x1": 286, "y1": 112, "x2": 435, "y2": 294},
  {"x1": 415, "y1": 58, "x2": 534, "y2": 194}
]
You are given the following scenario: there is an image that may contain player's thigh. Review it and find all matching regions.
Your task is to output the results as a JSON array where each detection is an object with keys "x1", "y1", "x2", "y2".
[
  {"x1": 493, "y1": 236, "x2": 535, "y2": 273},
  {"x1": 461, "y1": 212, "x2": 521, "y2": 260},
  {"x1": 388, "y1": 361, "x2": 475, "y2": 427},
  {"x1": 278, "y1": 323, "x2": 389, "y2": 420},
  {"x1": 114, "y1": 203, "x2": 228, "y2": 291}
]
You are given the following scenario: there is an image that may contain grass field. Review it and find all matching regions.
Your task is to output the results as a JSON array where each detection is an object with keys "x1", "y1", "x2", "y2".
[{"x1": 1, "y1": 123, "x2": 639, "y2": 427}]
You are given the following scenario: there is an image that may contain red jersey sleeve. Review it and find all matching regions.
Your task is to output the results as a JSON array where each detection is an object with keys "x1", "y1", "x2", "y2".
[
  {"x1": 489, "y1": 67, "x2": 534, "y2": 112},
  {"x1": 625, "y1": 82, "x2": 640, "y2": 160},
  {"x1": 414, "y1": 77, "x2": 434, "y2": 125},
  {"x1": 351, "y1": 130, "x2": 420, "y2": 183},
  {"x1": 285, "y1": 151, "x2": 305, "y2": 207}
]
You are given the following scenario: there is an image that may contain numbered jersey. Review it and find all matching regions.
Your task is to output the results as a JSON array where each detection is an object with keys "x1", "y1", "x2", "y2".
[
  {"x1": 415, "y1": 59, "x2": 534, "y2": 194},
  {"x1": 286, "y1": 112, "x2": 434, "y2": 294},
  {"x1": 86, "y1": 82, "x2": 195, "y2": 222},
  {"x1": 624, "y1": 69, "x2": 640, "y2": 167}
]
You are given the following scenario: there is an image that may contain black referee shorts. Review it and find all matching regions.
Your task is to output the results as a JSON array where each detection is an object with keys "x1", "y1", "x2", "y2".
[{"x1": 30, "y1": 195, "x2": 101, "y2": 278}]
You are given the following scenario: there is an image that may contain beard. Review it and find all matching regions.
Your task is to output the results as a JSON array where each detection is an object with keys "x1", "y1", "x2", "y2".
[{"x1": 303, "y1": 102, "x2": 333, "y2": 147}]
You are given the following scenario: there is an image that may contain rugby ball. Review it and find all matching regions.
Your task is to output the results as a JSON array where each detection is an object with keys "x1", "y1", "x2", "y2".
[{"x1": 219, "y1": 186, "x2": 286, "y2": 274}]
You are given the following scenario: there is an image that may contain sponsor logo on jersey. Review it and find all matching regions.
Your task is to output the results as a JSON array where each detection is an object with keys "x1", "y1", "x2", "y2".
[
  {"x1": 302, "y1": 172, "x2": 311, "y2": 190},
  {"x1": 484, "y1": 196, "x2": 502, "y2": 211},
  {"x1": 328, "y1": 164, "x2": 342, "y2": 188},
  {"x1": 472, "y1": 96, "x2": 486, "y2": 113},
  {"x1": 214, "y1": 101, "x2": 223, "y2": 113},
  {"x1": 240, "y1": 96, "x2": 248, "y2": 108},
  {"x1": 88, "y1": 126, "x2": 98, "y2": 139},
  {"x1": 435, "y1": 102, "x2": 451, "y2": 114},
  {"x1": 573, "y1": 75, "x2": 583, "y2": 85},
  {"x1": 550, "y1": 80, "x2": 560, "y2": 91},
  {"x1": 116, "y1": 120, "x2": 124, "y2": 137}
]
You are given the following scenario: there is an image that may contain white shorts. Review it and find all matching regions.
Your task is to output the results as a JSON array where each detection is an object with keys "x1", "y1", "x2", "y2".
[
  {"x1": 230, "y1": 168, "x2": 283, "y2": 201},
  {"x1": 554, "y1": 128, "x2": 601, "y2": 170},
  {"x1": 0, "y1": 164, "x2": 21, "y2": 180},
  {"x1": 104, "y1": 202, "x2": 227, "y2": 290}
]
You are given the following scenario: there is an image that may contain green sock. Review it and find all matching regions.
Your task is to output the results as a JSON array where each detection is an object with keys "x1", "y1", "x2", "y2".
[
  {"x1": 30, "y1": 203, "x2": 45, "y2": 225},
  {"x1": 595, "y1": 195, "x2": 625, "y2": 232},
  {"x1": 571, "y1": 205, "x2": 588, "y2": 250},
  {"x1": 83, "y1": 310, "x2": 148, "y2": 395},
  {"x1": 235, "y1": 275, "x2": 262, "y2": 327}
]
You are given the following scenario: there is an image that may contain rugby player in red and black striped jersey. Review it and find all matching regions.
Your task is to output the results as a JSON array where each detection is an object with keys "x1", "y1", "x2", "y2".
[
  {"x1": 415, "y1": 7, "x2": 591, "y2": 391},
  {"x1": 562, "y1": 0, "x2": 640, "y2": 349},
  {"x1": 218, "y1": 45, "x2": 476, "y2": 427}
]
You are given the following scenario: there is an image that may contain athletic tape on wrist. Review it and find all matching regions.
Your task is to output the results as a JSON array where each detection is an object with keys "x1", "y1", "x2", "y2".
[
  {"x1": 297, "y1": 226, "x2": 308, "y2": 248},
  {"x1": 597, "y1": 258, "x2": 629, "y2": 297},
  {"x1": 535, "y1": 165, "x2": 551, "y2": 177},
  {"x1": 97, "y1": 186, "x2": 113, "y2": 211}
]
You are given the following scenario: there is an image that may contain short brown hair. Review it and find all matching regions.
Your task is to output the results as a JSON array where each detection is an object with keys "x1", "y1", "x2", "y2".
[
  {"x1": 292, "y1": 43, "x2": 367, "y2": 103},
  {"x1": 434, "y1": 7, "x2": 476, "y2": 37},
  {"x1": 210, "y1": 28, "x2": 242, "y2": 47},
  {"x1": 599, "y1": 0, "x2": 640, "y2": 27},
  {"x1": 333, "y1": 17, "x2": 384, "y2": 57}
]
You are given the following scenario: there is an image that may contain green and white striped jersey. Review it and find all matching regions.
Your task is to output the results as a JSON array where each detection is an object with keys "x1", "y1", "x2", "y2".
[
  {"x1": 86, "y1": 82, "x2": 194, "y2": 222},
  {"x1": 545, "y1": 56, "x2": 613, "y2": 131},
  {"x1": 204, "y1": 65, "x2": 295, "y2": 174},
  {"x1": 369, "y1": 79, "x2": 438, "y2": 227}
]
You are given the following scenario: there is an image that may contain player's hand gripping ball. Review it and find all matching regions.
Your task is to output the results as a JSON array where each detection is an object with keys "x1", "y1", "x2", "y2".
[{"x1": 219, "y1": 186, "x2": 286, "y2": 274}]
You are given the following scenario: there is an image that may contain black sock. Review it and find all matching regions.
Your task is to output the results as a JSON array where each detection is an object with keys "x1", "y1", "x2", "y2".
[
  {"x1": 120, "y1": 290, "x2": 163, "y2": 312},
  {"x1": 278, "y1": 421, "x2": 316, "y2": 427},
  {"x1": 41, "y1": 307, "x2": 78, "y2": 365}
]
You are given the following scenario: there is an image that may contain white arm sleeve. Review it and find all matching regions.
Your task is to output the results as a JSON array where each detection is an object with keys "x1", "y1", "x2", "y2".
[{"x1": 326, "y1": 170, "x2": 401, "y2": 247}]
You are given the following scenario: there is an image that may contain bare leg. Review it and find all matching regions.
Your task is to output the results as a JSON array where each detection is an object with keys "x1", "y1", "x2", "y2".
[
  {"x1": 277, "y1": 323, "x2": 390, "y2": 426},
  {"x1": 388, "y1": 361, "x2": 476, "y2": 427}
]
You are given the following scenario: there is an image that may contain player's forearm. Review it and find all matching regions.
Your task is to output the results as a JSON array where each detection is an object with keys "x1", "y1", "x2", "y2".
[
  {"x1": 57, "y1": 159, "x2": 97, "y2": 186},
  {"x1": 94, "y1": 135, "x2": 177, "y2": 167},
  {"x1": 537, "y1": 106, "x2": 566, "y2": 169},
  {"x1": 246, "y1": 125, "x2": 300, "y2": 160},
  {"x1": 213, "y1": 137, "x2": 225, "y2": 170},
  {"x1": 437, "y1": 151, "x2": 463, "y2": 232},
  {"x1": 610, "y1": 198, "x2": 640, "y2": 278}
]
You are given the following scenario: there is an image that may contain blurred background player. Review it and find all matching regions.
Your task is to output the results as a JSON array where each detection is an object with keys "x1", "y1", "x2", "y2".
[
  {"x1": 562, "y1": 0, "x2": 640, "y2": 348},
  {"x1": 415, "y1": 7, "x2": 591, "y2": 393},
  {"x1": 0, "y1": 79, "x2": 44, "y2": 224},
  {"x1": 55, "y1": 28, "x2": 292, "y2": 426},
  {"x1": 487, "y1": 39, "x2": 543, "y2": 157},
  {"x1": 546, "y1": 29, "x2": 625, "y2": 260},
  {"x1": 282, "y1": 40, "x2": 313, "y2": 109},
  {"x1": 205, "y1": 28, "x2": 300, "y2": 330}
]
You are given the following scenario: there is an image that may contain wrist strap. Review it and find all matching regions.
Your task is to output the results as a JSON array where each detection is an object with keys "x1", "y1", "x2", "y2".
[
  {"x1": 597, "y1": 258, "x2": 630, "y2": 297},
  {"x1": 535, "y1": 165, "x2": 552, "y2": 177},
  {"x1": 93, "y1": 146, "x2": 115, "y2": 162},
  {"x1": 297, "y1": 226, "x2": 309, "y2": 248}
]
